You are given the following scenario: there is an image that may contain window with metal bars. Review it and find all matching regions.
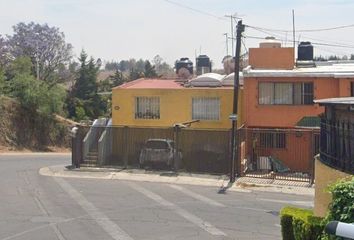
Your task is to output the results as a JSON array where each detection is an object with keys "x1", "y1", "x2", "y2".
[
  {"x1": 258, "y1": 82, "x2": 314, "y2": 105},
  {"x1": 259, "y1": 132, "x2": 286, "y2": 148},
  {"x1": 192, "y1": 97, "x2": 220, "y2": 120},
  {"x1": 135, "y1": 97, "x2": 160, "y2": 119}
]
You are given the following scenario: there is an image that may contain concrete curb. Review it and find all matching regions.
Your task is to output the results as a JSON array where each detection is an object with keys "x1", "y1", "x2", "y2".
[
  {"x1": 0, "y1": 152, "x2": 71, "y2": 156},
  {"x1": 39, "y1": 165, "x2": 315, "y2": 196}
]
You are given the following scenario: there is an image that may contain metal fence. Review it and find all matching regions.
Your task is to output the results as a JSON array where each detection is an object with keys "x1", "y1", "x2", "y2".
[
  {"x1": 320, "y1": 119, "x2": 354, "y2": 174},
  {"x1": 72, "y1": 125, "x2": 320, "y2": 181},
  {"x1": 237, "y1": 127, "x2": 319, "y2": 183},
  {"x1": 74, "y1": 125, "x2": 231, "y2": 174}
]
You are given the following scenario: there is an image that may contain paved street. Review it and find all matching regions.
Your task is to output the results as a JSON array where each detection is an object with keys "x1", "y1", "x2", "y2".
[{"x1": 0, "y1": 153, "x2": 313, "y2": 240}]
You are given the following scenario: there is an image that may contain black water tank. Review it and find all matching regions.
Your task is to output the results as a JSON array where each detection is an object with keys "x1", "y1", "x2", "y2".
[
  {"x1": 196, "y1": 55, "x2": 211, "y2": 68},
  {"x1": 175, "y1": 58, "x2": 193, "y2": 74},
  {"x1": 298, "y1": 42, "x2": 313, "y2": 61},
  {"x1": 196, "y1": 55, "x2": 212, "y2": 75}
]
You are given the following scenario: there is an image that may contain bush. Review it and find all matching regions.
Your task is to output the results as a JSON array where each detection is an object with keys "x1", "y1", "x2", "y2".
[
  {"x1": 321, "y1": 177, "x2": 354, "y2": 240},
  {"x1": 280, "y1": 206, "x2": 324, "y2": 240},
  {"x1": 326, "y1": 177, "x2": 354, "y2": 223}
]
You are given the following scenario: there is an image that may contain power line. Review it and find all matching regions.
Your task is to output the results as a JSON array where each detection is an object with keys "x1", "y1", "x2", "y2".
[
  {"x1": 163, "y1": 0, "x2": 226, "y2": 21},
  {"x1": 246, "y1": 23, "x2": 354, "y2": 33},
  {"x1": 247, "y1": 26, "x2": 354, "y2": 49},
  {"x1": 243, "y1": 35, "x2": 354, "y2": 49}
]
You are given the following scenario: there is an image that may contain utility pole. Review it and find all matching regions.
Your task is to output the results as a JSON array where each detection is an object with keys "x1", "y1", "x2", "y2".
[
  {"x1": 223, "y1": 33, "x2": 229, "y2": 56},
  {"x1": 292, "y1": 9, "x2": 296, "y2": 50},
  {"x1": 225, "y1": 15, "x2": 235, "y2": 56},
  {"x1": 225, "y1": 13, "x2": 244, "y2": 57},
  {"x1": 230, "y1": 20, "x2": 245, "y2": 183}
]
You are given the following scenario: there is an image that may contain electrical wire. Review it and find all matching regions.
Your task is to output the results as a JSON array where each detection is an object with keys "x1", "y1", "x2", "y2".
[
  {"x1": 162, "y1": 0, "x2": 226, "y2": 21},
  {"x1": 246, "y1": 26, "x2": 354, "y2": 49},
  {"x1": 241, "y1": 38, "x2": 248, "y2": 55},
  {"x1": 243, "y1": 35, "x2": 354, "y2": 49},
  {"x1": 246, "y1": 23, "x2": 354, "y2": 33}
]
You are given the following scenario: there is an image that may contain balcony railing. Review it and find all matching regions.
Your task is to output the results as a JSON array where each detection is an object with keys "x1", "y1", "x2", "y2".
[{"x1": 319, "y1": 118, "x2": 354, "y2": 174}]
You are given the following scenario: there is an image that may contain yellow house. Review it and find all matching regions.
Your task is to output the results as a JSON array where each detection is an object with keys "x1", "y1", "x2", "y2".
[{"x1": 112, "y1": 78, "x2": 242, "y2": 130}]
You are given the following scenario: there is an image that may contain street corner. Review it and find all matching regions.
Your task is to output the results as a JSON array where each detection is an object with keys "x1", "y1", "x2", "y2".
[{"x1": 38, "y1": 164, "x2": 115, "y2": 180}]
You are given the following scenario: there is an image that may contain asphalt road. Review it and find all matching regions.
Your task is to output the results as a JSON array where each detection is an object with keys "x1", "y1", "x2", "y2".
[{"x1": 0, "y1": 153, "x2": 313, "y2": 240}]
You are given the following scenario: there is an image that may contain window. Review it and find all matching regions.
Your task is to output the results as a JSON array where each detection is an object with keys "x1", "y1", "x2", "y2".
[
  {"x1": 259, "y1": 132, "x2": 286, "y2": 148},
  {"x1": 351, "y1": 82, "x2": 354, "y2": 97},
  {"x1": 192, "y1": 97, "x2": 220, "y2": 120},
  {"x1": 259, "y1": 82, "x2": 314, "y2": 105},
  {"x1": 135, "y1": 97, "x2": 160, "y2": 119}
]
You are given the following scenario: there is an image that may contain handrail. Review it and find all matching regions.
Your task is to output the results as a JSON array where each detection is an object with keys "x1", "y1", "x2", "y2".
[
  {"x1": 98, "y1": 130, "x2": 107, "y2": 166},
  {"x1": 82, "y1": 128, "x2": 93, "y2": 161},
  {"x1": 98, "y1": 127, "x2": 112, "y2": 166},
  {"x1": 82, "y1": 119, "x2": 106, "y2": 161}
]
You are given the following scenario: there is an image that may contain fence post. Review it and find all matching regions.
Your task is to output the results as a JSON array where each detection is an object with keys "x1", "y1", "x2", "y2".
[
  {"x1": 310, "y1": 130, "x2": 315, "y2": 185},
  {"x1": 173, "y1": 125, "x2": 180, "y2": 172},
  {"x1": 123, "y1": 126, "x2": 128, "y2": 168}
]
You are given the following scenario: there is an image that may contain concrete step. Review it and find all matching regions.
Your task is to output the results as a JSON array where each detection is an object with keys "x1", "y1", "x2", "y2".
[
  {"x1": 87, "y1": 152, "x2": 98, "y2": 156},
  {"x1": 80, "y1": 163, "x2": 97, "y2": 168},
  {"x1": 86, "y1": 156, "x2": 98, "y2": 160},
  {"x1": 83, "y1": 159, "x2": 97, "y2": 164}
]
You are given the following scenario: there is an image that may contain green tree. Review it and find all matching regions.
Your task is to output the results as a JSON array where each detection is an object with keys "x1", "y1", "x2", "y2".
[
  {"x1": 128, "y1": 68, "x2": 143, "y2": 81},
  {"x1": 73, "y1": 51, "x2": 98, "y2": 100},
  {"x1": 6, "y1": 56, "x2": 33, "y2": 79},
  {"x1": 105, "y1": 61, "x2": 119, "y2": 71},
  {"x1": 144, "y1": 60, "x2": 158, "y2": 78},
  {"x1": 0, "y1": 67, "x2": 4, "y2": 94},
  {"x1": 110, "y1": 69, "x2": 125, "y2": 87},
  {"x1": 68, "y1": 50, "x2": 106, "y2": 120}
]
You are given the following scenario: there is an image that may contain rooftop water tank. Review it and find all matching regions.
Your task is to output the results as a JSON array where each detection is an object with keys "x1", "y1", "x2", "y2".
[
  {"x1": 259, "y1": 36, "x2": 281, "y2": 48},
  {"x1": 175, "y1": 58, "x2": 193, "y2": 78},
  {"x1": 189, "y1": 73, "x2": 223, "y2": 87},
  {"x1": 196, "y1": 55, "x2": 212, "y2": 75},
  {"x1": 298, "y1": 42, "x2": 313, "y2": 61}
]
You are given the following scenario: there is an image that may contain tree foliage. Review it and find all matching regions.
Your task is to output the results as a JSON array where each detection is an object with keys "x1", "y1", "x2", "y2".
[
  {"x1": 0, "y1": 35, "x2": 10, "y2": 67},
  {"x1": 105, "y1": 61, "x2": 119, "y2": 71},
  {"x1": 110, "y1": 69, "x2": 125, "y2": 87},
  {"x1": 7, "y1": 56, "x2": 65, "y2": 115},
  {"x1": 144, "y1": 60, "x2": 158, "y2": 78},
  {"x1": 67, "y1": 50, "x2": 107, "y2": 121},
  {"x1": 0, "y1": 66, "x2": 4, "y2": 94},
  {"x1": 7, "y1": 22, "x2": 72, "y2": 84}
]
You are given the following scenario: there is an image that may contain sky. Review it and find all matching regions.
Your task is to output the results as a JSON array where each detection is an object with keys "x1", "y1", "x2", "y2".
[{"x1": 1, "y1": 0, "x2": 354, "y2": 68}]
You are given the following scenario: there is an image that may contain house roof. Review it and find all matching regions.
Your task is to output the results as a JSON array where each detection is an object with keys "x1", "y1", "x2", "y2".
[
  {"x1": 314, "y1": 97, "x2": 354, "y2": 105},
  {"x1": 113, "y1": 78, "x2": 233, "y2": 90},
  {"x1": 296, "y1": 116, "x2": 321, "y2": 128},
  {"x1": 114, "y1": 78, "x2": 185, "y2": 89},
  {"x1": 243, "y1": 63, "x2": 354, "y2": 78}
]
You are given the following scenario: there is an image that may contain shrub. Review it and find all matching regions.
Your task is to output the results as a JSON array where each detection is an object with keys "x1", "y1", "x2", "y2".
[
  {"x1": 321, "y1": 177, "x2": 354, "y2": 240},
  {"x1": 280, "y1": 206, "x2": 324, "y2": 240},
  {"x1": 326, "y1": 177, "x2": 354, "y2": 223}
]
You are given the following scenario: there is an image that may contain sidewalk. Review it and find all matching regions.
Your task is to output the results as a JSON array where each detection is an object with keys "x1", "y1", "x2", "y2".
[{"x1": 39, "y1": 165, "x2": 314, "y2": 196}]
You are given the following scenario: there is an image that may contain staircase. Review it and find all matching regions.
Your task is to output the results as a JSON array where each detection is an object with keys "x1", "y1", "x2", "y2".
[{"x1": 81, "y1": 150, "x2": 99, "y2": 167}]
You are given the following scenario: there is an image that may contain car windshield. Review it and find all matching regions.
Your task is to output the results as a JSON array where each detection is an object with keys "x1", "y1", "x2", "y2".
[{"x1": 145, "y1": 140, "x2": 169, "y2": 149}]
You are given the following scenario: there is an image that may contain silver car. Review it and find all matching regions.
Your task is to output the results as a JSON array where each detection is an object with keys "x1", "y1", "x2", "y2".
[{"x1": 139, "y1": 139, "x2": 182, "y2": 169}]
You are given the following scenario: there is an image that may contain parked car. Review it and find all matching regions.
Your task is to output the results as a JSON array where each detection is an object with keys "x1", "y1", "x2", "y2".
[{"x1": 139, "y1": 139, "x2": 182, "y2": 169}]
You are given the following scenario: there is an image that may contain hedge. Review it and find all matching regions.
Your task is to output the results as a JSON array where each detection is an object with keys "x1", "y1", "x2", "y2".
[{"x1": 280, "y1": 206, "x2": 324, "y2": 240}]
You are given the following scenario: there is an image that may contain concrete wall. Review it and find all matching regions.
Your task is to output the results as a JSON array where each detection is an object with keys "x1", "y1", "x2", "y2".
[
  {"x1": 314, "y1": 157, "x2": 353, "y2": 217},
  {"x1": 243, "y1": 77, "x2": 352, "y2": 128},
  {"x1": 112, "y1": 87, "x2": 243, "y2": 130},
  {"x1": 249, "y1": 47, "x2": 295, "y2": 70}
]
